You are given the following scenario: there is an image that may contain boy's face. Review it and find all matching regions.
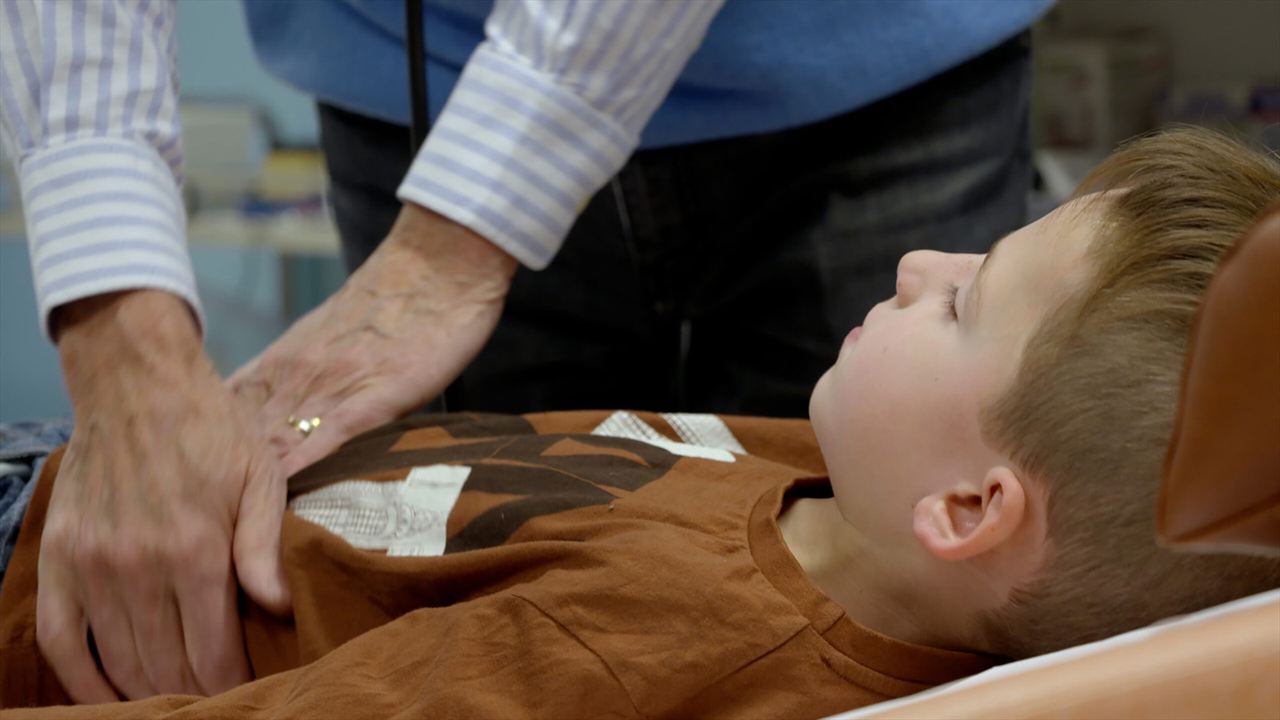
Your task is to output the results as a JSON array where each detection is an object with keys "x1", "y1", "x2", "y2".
[{"x1": 809, "y1": 200, "x2": 1097, "y2": 542}]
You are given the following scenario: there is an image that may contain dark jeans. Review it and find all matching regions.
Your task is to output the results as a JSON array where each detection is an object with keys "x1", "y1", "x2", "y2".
[
  {"x1": 0, "y1": 419, "x2": 73, "y2": 587},
  {"x1": 318, "y1": 32, "x2": 1032, "y2": 417}
]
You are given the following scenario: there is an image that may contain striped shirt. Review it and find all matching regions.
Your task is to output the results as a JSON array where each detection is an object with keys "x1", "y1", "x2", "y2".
[{"x1": 0, "y1": 0, "x2": 724, "y2": 338}]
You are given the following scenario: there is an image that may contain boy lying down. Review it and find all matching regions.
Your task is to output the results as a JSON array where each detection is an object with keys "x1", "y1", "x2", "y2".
[{"x1": 2, "y1": 128, "x2": 1279, "y2": 718}]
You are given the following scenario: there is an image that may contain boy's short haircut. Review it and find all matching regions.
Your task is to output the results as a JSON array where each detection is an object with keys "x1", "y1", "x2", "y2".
[{"x1": 980, "y1": 127, "x2": 1280, "y2": 658}]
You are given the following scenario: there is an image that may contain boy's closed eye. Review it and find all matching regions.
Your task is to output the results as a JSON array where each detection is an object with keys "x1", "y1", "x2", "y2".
[{"x1": 944, "y1": 282, "x2": 960, "y2": 320}]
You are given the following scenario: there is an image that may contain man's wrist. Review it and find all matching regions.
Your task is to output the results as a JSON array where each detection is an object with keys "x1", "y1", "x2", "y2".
[
  {"x1": 385, "y1": 202, "x2": 519, "y2": 287},
  {"x1": 55, "y1": 291, "x2": 209, "y2": 400}
]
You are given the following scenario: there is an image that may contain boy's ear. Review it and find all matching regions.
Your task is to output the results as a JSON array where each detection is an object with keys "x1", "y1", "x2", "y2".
[{"x1": 912, "y1": 466, "x2": 1027, "y2": 562}]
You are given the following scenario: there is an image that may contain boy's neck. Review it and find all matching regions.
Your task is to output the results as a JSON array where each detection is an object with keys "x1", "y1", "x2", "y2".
[{"x1": 778, "y1": 496, "x2": 978, "y2": 653}]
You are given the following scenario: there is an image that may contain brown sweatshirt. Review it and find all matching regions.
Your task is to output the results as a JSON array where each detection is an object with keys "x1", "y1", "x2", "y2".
[{"x1": 0, "y1": 411, "x2": 990, "y2": 718}]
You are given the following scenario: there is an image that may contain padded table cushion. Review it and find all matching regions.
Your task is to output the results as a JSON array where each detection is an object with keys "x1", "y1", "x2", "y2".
[
  {"x1": 1158, "y1": 205, "x2": 1280, "y2": 554},
  {"x1": 831, "y1": 590, "x2": 1280, "y2": 720}
]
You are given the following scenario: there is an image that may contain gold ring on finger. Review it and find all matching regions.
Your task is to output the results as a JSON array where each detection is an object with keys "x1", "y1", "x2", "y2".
[{"x1": 286, "y1": 415, "x2": 322, "y2": 438}]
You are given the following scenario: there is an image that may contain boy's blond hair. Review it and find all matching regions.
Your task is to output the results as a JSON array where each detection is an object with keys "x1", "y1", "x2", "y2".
[{"x1": 981, "y1": 127, "x2": 1280, "y2": 658}]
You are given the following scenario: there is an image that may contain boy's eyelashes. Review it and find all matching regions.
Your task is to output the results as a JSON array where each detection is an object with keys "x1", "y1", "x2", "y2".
[{"x1": 943, "y1": 282, "x2": 960, "y2": 320}]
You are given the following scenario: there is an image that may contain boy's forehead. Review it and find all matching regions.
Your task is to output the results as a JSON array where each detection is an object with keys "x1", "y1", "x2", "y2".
[
  {"x1": 981, "y1": 201, "x2": 1098, "y2": 332},
  {"x1": 1039, "y1": 196, "x2": 1106, "y2": 274},
  {"x1": 1025, "y1": 198, "x2": 1100, "y2": 266}
]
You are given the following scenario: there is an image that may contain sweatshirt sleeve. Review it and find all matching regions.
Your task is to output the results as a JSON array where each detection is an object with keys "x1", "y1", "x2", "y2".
[
  {"x1": 0, "y1": 0, "x2": 201, "y2": 339},
  {"x1": 397, "y1": 0, "x2": 725, "y2": 269}
]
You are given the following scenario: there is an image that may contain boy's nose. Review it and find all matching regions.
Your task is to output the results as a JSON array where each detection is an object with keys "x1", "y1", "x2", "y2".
[{"x1": 895, "y1": 250, "x2": 945, "y2": 305}]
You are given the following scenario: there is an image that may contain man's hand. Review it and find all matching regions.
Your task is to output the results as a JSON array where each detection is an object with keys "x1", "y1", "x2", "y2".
[
  {"x1": 38, "y1": 291, "x2": 291, "y2": 703},
  {"x1": 229, "y1": 203, "x2": 518, "y2": 478}
]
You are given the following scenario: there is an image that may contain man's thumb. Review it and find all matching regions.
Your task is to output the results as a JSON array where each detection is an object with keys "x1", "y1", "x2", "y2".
[{"x1": 232, "y1": 460, "x2": 292, "y2": 616}]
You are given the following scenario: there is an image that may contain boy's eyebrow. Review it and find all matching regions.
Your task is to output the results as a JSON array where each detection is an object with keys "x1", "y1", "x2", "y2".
[{"x1": 969, "y1": 233, "x2": 1009, "y2": 322}]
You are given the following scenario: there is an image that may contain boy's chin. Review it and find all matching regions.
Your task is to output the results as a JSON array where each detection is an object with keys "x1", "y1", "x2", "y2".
[{"x1": 807, "y1": 370, "x2": 837, "y2": 439}]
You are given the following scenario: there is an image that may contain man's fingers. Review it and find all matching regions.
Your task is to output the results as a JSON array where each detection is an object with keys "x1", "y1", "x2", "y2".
[
  {"x1": 83, "y1": 587, "x2": 154, "y2": 700},
  {"x1": 176, "y1": 563, "x2": 251, "y2": 695},
  {"x1": 261, "y1": 389, "x2": 320, "y2": 466},
  {"x1": 130, "y1": 591, "x2": 203, "y2": 696},
  {"x1": 35, "y1": 569, "x2": 118, "y2": 704},
  {"x1": 232, "y1": 458, "x2": 292, "y2": 616}
]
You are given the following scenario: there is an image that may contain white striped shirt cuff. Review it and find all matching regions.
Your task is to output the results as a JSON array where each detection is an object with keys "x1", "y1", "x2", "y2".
[
  {"x1": 397, "y1": 44, "x2": 638, "y2": 270},
  {"x1": 19, "y1": 137, "x2": 202, "y2": 338}
]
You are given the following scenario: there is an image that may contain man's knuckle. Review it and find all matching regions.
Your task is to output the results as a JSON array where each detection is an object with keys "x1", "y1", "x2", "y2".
[
  {"x1": 163, "y1": 525, "x2": 194, "y2": 554},
  {"x1": 41, "y1": 520, "x2": 75, "y2": 554},
  {"x1": 35, "y1": 612, "x2": 74, "y2": 656},
  {"x1": 103, "y1": 539, "x2": 152, "y2": 574},
  {"x1": 328, "y1": 354, "x2": 361, "y2": 378},
  {"x1": 168, "y1": 525, "x2": 224, "y2": 570},
  {"x1": 174, "y1": 519, "x2": 214, "y2": 550},
  {"x1": 291, "y1": 354, "x2": 319, "y2": 378},
  {"x1": 69, "y1": 533, "x2": 109, "y2": 571}
]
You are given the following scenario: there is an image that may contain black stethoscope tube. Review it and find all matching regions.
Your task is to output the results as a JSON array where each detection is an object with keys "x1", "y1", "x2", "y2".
[
  {"x1": 405, "y1": 0, "x2": 465, "y2": 412},
  {"x1": 406, "y1": 0, "x2": 430, "y2": 151}
]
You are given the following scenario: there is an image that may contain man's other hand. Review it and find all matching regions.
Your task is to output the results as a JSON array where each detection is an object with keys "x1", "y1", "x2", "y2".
[
  {"x1": 228, "y1": 203, "x2": 517, "y2": 479},
  {"x1": 37, "y1": 291, "x2": 291, "y2": 702}
]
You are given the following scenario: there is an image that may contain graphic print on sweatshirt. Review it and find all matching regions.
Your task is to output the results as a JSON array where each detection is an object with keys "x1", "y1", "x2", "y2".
[{"x1": 287, "y1": 412, "x2": 744, "y2": 557}]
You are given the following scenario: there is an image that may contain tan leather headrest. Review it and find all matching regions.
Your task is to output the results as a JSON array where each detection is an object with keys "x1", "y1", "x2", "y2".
[{"x1": 1158, "y1": 205, "x2": 1280, "y2": 554}]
